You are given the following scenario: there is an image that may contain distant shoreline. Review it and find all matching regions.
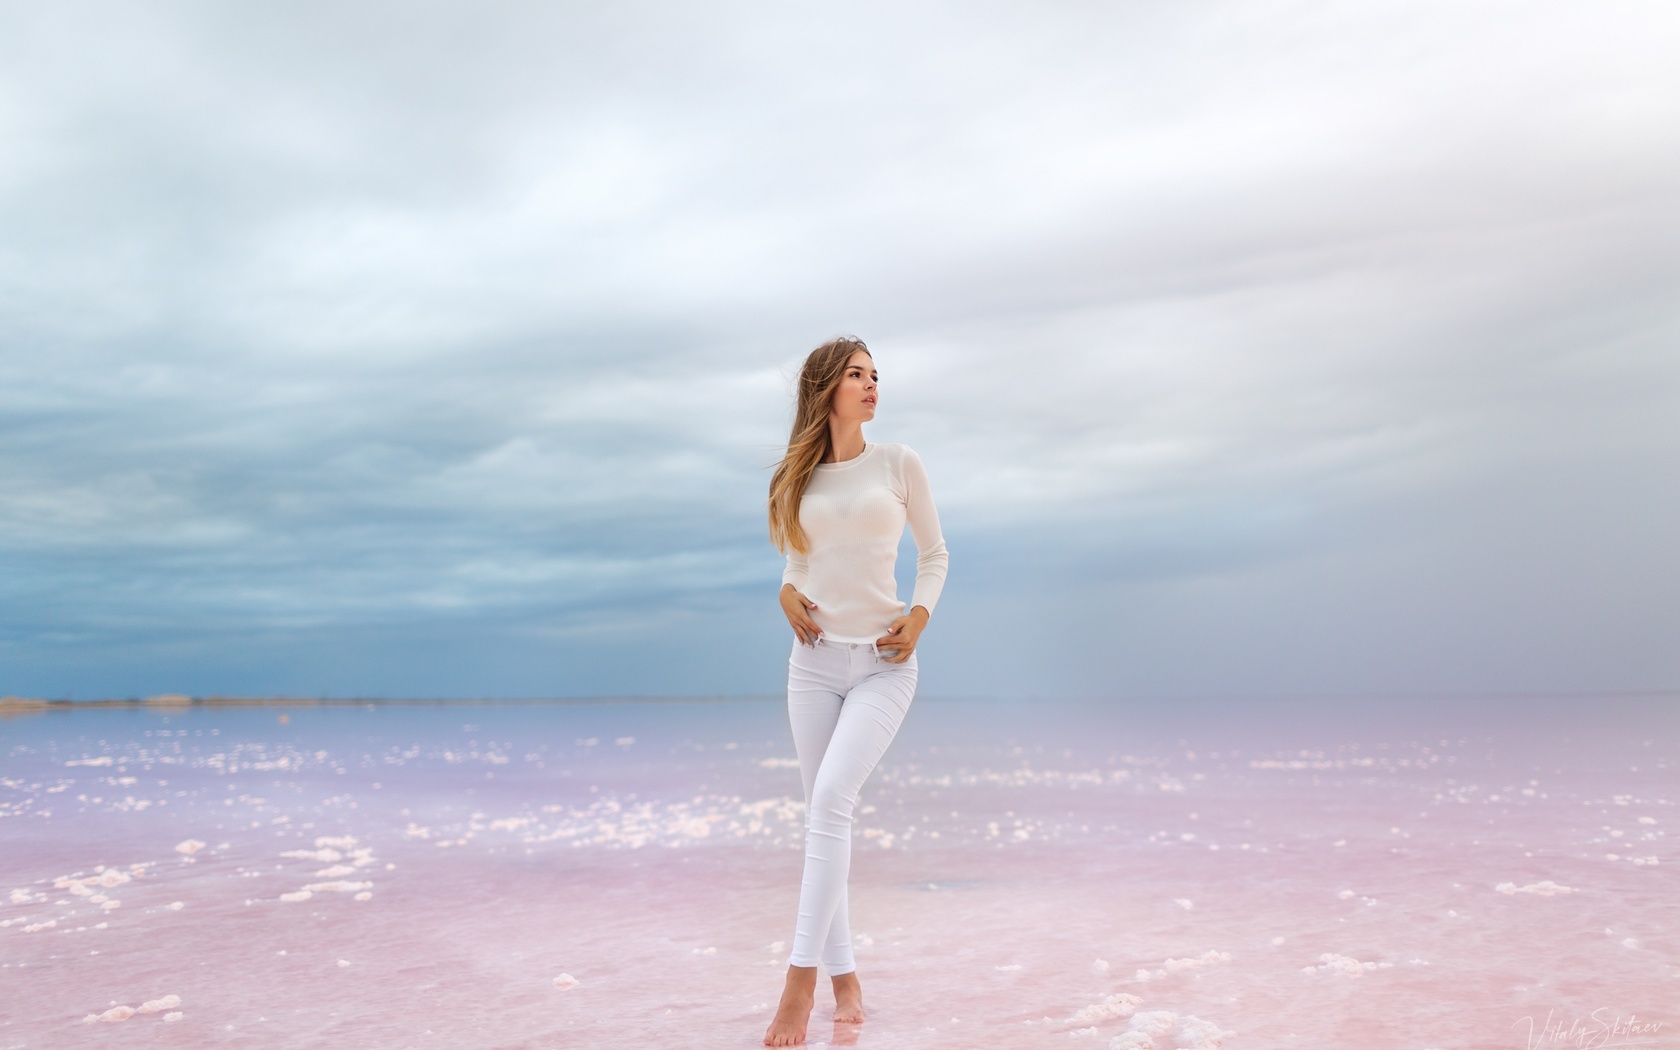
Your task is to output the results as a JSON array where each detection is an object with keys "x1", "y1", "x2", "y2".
[
  {"x1": 4, "y1": 690, "x2": 1673, "y2": 718},
  {"x1": 0, "y1": 694, "x2": 781, "y2": 715}
]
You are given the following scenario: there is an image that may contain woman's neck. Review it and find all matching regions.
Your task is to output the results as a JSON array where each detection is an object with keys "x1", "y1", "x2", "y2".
[{"x1": 826, "y1": 422, "x2": 866, "y2": 463}]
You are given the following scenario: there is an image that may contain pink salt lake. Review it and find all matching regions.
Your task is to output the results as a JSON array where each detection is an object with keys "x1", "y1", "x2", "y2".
[{"x1": 1, "y1": 695, "x2": 1674, "y2": 1049}]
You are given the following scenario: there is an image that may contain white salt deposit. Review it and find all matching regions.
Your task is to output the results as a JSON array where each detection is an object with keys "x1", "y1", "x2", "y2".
[
  {"x1": 100, "y1": 899, "x2": 121, "y2": 910},
  {"x1": 1177, "y1": 1015, "x2": 1234, "y2": 1048},
  {"x1": 66, "y1": 756, "x2": 113, "y2": 767},
  {"x1": 1496, "y1": 880, "x2": 1575, "y2": 895},
  {"x1": 279, "y1": 890, "x2": 312, "y2": 902},
  {"x1": 337, "y1": 959, "x2": 351, "y2": 967},
  {"x1": 163, "y1": 1012, "x2": 183, "y2": 1022},
  {"x1": 1134, "y1": 949, "x2": 1231, "y2": 981},
  {"x1": 1069, "y1": 992, "x2": 1142, "y2": 1024},
  {"x1": 86, "y1": 1005, "x2": 135, "y2": 1023},
  {"x1": 302, "y1": 880, "x2": 372, "y2": 893},
  {"x1": 167, "y1": 901, "x2": 184, "y2": 911},
  {"x1": 174, "y1": 839, "x2": 206, "y2": 854},
  {"x1": 1172, "y1": 898, "x2": 1193, "y2": 909},
  {"x1": 1094, "y1": 959, "x2": 1110, "y2": 972},
  {"x1": 315, "y1": 865, "x2": 357, "y2": 877},
  {"x1": 553, "y1": 973, "x2": 579, "y2": 990},
  {"x1": 55, "y1": 869, "x2": 131, "y2": 894},
  {"x1": 315, "y1": 835, "x2": 357, "y2": 848},
  {"x1": 281, "y1": 848, "x2": 342, "y2": 862},
  {"x1": 137, "y1": 995, "x2": 181, "y2": 1014},
  {"x1": 1163, "y1": 950, "x2": 1230, "y2": 972},
  {"x1": 1306, "y1": 952, "x2": 1393, "y2": 976},
  {"x1": 354, "y1": 891, "x2": 372, "y2": 901},
  {"x1": 1128, "y1": 1010, "x2": 1178, "y2": 1037}
]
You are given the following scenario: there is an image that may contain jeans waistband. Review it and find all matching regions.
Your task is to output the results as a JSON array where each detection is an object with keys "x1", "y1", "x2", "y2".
[{"x1": 803, "y1": 636, "x2": 884, "y2": 656}]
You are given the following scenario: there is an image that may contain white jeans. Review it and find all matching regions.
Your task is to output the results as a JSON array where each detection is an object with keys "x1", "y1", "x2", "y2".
[{"x1": 784, "y1": 636, "x2": 919, "y2": 973}]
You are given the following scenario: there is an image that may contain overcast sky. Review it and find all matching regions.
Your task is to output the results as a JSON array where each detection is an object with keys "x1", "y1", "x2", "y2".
[{"x1": 2, "y1": 1, "x2": 1676, "y2": 701}]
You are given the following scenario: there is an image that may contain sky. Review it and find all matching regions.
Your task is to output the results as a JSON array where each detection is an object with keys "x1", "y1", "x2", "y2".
[{"x1": 2, "y1": 1, "x2": 1677, "y2": 701}]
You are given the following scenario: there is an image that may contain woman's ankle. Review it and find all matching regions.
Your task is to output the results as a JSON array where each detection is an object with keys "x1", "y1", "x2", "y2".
[{"x1": 783, "y1": 964, "x2": 818, "y2": 988}]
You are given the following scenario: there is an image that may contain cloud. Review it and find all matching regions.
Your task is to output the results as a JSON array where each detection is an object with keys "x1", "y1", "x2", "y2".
[{"x1": 2, "y1": 2, "x2": 1676, "y2": 697}]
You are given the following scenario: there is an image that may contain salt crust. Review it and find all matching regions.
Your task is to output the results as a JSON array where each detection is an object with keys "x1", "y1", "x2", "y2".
[
  {"x1": 1496, "y1": 880, "x2": 1574, "y2": 896},
  {"x1": 1069, "y1": 993, "x2": 1141, "y2": 1025},
  {"x1": 1305, "y1": 952, "x2": 1394, "y2": 976},
  {"x1": 278, "y1": 838, "x2": 378, "y2": 902},
  {"x1": 1109, "y1": 1010, "x2": 1232, "y2": 1049},
  {"x1": 1134, "y1": 949, "x2": 1232, "y2": 981},
  {"x1": 1063, "y1": 993, "x2": 1232, "y2": 1049},
  {"x1": 83, "y1": 995, "x2": 180, "y2": 1024},
  {"x1": 138, "y1": 995, "x2": 181, "y2": 1014},
  {"x1": 50, "y1": 868, "x2": 136, "y2": 915}
]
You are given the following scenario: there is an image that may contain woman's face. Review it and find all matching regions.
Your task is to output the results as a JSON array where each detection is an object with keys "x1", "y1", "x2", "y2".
[{"x1": 829, "y1": 350, "x2": 877, "y2": 424}]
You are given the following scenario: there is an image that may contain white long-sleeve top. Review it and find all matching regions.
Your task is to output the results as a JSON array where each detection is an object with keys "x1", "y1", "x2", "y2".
[{"x1": 781, "y1": 442, "x2": 949, "y2": 643}]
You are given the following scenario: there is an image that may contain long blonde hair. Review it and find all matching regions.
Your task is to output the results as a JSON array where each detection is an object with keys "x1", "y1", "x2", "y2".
[{"x1": 768, "y1": 337, "x2": 871, "y2": 555}]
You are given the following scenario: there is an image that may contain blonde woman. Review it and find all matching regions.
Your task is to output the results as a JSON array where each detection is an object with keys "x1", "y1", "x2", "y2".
[{"x1": 763, "y1": 337, "x2": 949, "y2": 1046}]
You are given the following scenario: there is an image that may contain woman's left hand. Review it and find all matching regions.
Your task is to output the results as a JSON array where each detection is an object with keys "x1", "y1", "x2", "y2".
[{"x1": 876, "y1": 606, "x2": 929, "y2": 663}]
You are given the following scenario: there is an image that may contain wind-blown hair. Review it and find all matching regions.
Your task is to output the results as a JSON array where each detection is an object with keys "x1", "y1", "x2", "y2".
[{"x1": 768, "y1": 337, "x2": 871, "y2": 555}]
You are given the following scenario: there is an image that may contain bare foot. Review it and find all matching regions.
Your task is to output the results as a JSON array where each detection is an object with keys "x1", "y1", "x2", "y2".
[
  {"x1": 831, "y1": 971, "x2": 866, "y2": 1023},
  {"x1": 764, "y1": 965, "x2": 816, "y2": 1046}
]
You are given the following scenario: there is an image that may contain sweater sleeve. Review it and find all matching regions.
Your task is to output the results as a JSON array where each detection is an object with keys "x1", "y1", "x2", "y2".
[
  {"x1": 900, "y1": 447, "x2": 949, "y2": 616},
  {"x1": 781, "y1": 521, "x2": 810, "y2": 592}
]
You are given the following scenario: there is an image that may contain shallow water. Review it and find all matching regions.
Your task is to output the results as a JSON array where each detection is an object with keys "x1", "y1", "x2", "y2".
[{"x1": 2, "y1": 695, "x2": 1675, "y2": 1049}]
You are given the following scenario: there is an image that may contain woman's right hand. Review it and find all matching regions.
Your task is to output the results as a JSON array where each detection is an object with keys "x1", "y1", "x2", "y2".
[{"x1": 780, "y1": 584, "x2": 821, "y2": 646}]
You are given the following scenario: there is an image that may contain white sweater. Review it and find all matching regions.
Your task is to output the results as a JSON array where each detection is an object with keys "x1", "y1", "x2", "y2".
[{"x1": 781, "y1": 442, "x2": 949, "y2": 643}]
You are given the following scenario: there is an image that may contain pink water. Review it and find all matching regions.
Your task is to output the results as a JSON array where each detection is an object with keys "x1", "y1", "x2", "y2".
[{"x1": 2, "y1": 696, "x2": 1675, "y2": 1049}]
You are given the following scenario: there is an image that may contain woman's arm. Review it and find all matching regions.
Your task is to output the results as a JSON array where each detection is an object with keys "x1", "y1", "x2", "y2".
[
  {"x1": 878, "y1": 447, "x2": 947, "y2": 661},
  {"x1": 781, "y1": 583, "x2": 821, "y2": 646},
  {"x1": 781, "y1": 547, "x2": 821, "y2": 645},
  {"x1": 902, "y1": 447, "x2": 948, "y2": 618}
]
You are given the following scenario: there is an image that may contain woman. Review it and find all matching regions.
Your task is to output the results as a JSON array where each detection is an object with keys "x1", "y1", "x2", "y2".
[{"x1": 762, "y1": 336, "x2": 949, "y2": 1047}]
